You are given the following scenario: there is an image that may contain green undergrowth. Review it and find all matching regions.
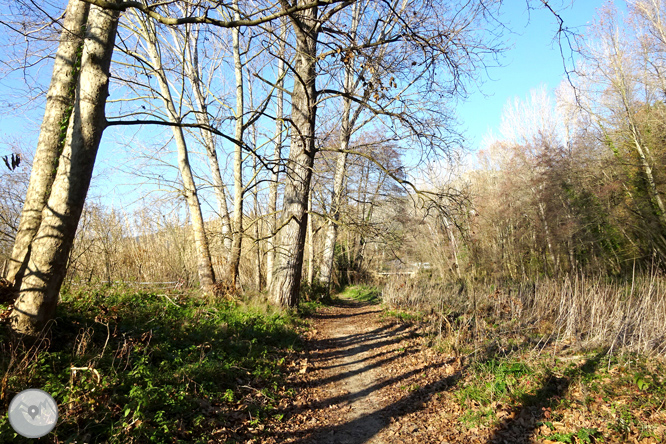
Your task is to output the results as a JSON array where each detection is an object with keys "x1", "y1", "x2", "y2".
[
  {"x1": 0, "y1": 287, "x2": 304, "y2": 443},
  {"x1": 380, "y1": 280, "x2": 666, "y2": 442},
  {"x1": 455, "y1": 347, "x2": 666, "y2": 441},
  {"x1": 381, "y1": 309, "x2": 424, "y2": 324},
  {"x1": 337, "y1": 285, "x2": 382, "y2": 304}
]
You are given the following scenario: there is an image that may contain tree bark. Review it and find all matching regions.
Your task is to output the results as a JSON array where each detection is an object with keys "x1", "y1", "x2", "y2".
[
  {"x1": 11, "y1": 2, "x2": 119, "y2": 336},
  {"x1": 266, "y1": 22, "x2": 287, "y2": 290},
  {"x1": 270, "y1": 2, "x2": 319, "y2": 307},
  {"x1": 227, "y1": 3, "x2": 245, "y2": 287},
  {"x1": 7, "y1": 0, "x2": 90, "y2": 289},
  {"x1": 138, "y1": 12, "x2": 216, "y2": 292}
]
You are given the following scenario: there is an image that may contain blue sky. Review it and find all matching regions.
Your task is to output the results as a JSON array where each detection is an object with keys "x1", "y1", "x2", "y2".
[
  {"x1": 0, "y1": 1, "x2": 614, "y2": 208},
  {"x1": 457, "y1": 0, "x2": 608, "y2": 151}
]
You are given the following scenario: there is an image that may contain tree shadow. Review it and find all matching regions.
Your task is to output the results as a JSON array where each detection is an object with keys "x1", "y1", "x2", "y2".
[
  {"x1": 268, "y1": 307, "x2": 467, "y2": 444},
  {"x1": 276, "y1": 362, "x2": 465, "y2": 444},
  {"x1": 311, "y1": 299, "x2": 381, "y2": 320},
  {"x1": 306, "y1": 324, "x2": 412, "y2": 362},
  {"x1": 308, "y1": 344, "x2": 421, "y2": 389},
  {"x1": 272, "y1": 315, "x2": 608, "y2": 444},
  {"x1": 487, "y1": 350, "x2": 606, "y2": 443},
  {"x1": 315, "y1": 344, "x2": 418, "y2": 372}
]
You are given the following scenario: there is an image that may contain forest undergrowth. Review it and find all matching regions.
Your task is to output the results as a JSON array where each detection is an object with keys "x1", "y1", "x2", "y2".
[
  {"x1": 0, "y1": 285, "x2": 315, "y2": 443},
  {"x1": 381, "y1": 274, "x2": 666, "y2": 443},
  {"x1": 1, "y1": 278, "x2": 665, "y2": 443}
]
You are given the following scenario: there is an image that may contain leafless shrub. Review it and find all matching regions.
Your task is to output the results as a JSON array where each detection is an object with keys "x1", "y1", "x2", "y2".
[
  {"x1": 0, "y1": 328, "x2": 52, "y2": 403},
  {"x1": 382, "y1": 272, "x2": 666, "y2": 356}
]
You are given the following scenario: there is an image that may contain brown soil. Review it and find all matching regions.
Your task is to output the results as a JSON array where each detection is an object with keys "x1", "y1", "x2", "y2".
[
  {"x1": 263, "y1": 297, "x2": 464, "y2": 444},
  {"x1": 247, "y1": 297, "x2": 665, "y2": 444}
]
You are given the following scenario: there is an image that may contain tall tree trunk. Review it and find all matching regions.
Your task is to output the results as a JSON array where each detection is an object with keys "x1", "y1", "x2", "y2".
[
  {"x1": 249, "y1": 80, "x2": 263, "y2": 291},
  {"x1": 139, "y1": 13, "x2": 216, "y2": 292},
  {"x1": 266, "y1": 22, "x2": 287, "y2": 290},
  {"x1": 319, "y1": 149, "x2": 347, "y2": 290},
  {"x1": 307, "y1": 191, "x2": 315, "y2": 285},
  {"x1": 253, "y1": 143, "x2": 262, "y2": 291},
  {"x1": 7, "y1": 0, "x2": 90, "y2": 289},
  {"x1": 318, "y1": 1, "x2": 360, "y2": 292},
  {"x1": 184, "y1": 27, "x2": 233, "y2": 254},
  {"x1": 227, "y1": 3, "x2": 244, "y2": 287},
  {"x1": 11, "y1": 2, "x2": 119, "y2": 336},
  {"x1": 270, "y1": 3, "x2": 319, "y2": 307}
]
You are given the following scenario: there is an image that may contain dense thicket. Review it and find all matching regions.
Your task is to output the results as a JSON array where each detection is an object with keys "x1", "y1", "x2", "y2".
[{"x1": 397, "y1": 2, "x2": 666, "y2": 283}]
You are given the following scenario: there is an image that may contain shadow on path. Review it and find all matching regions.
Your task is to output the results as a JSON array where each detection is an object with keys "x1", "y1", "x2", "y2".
[
  {"x1": 276, "y1": 299, "x2": 464, "y2": 444},
  {"x1": 278, "y1": 359, "x2": 464, "y2": 444}
]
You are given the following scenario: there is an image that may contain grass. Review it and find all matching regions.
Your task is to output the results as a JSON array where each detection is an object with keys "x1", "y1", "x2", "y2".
[
  {"x1": 457, "y1": 359, "x2": 532, "y2": 407},
  {"x1": 336, "y1": 285, "x2": 428, "y2": 323},
  {"x1": 381, "y1": 309, "x2": 423, "y2": 323},
  {"x1": 380, "y1": 275, "x2": 666, "y2": 441},
  {"x1": 541, "y1": 427, "x2": 601, "y2": 443},
  {"x1": 337, "y1": 285, "x2": 382, "y2": 304},
  {"x1": 0, "y1": 287, "x2": 304, "y2": 443},
  {"x1": 452, "y1": 346, "x2": 666, "y2": 441}
]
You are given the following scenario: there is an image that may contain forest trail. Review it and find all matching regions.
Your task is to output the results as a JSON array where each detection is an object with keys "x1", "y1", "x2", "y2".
[
  {"x1": 255, "y1": 295, "x2": 666, "y2": 444},
  {"x1": 272, "y1": 297, "x2": 462, "y2": 444}
]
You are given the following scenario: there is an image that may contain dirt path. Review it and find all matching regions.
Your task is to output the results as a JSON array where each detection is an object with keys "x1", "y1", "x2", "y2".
[
  {"x1": 304, "y1": 301, "x2": 388, "y2": 443},
  {"x1": 269, "y1": 298, "x2": 462, "y2": 444},
  {"x1": 252, "y1": 297, "x2": 666, "y2": 444}
]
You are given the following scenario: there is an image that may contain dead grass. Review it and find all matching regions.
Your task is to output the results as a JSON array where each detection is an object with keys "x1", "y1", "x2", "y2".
[{"x1": 381, "y1": 272, "x2": 666, "y2": 357}]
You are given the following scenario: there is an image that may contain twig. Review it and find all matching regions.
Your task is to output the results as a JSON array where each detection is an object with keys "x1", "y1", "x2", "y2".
[
  {"x1": 70, "y1": 366, "x2": 101, "y2": 383},
  {"x1": 158, "y1": 293, "x2": 181, "y2": 307},
  {"x1": 241, "y1": 385, "x2": 261, "y2": 393}
]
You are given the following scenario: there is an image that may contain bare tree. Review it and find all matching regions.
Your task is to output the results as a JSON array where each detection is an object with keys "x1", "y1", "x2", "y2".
[
  {"x1": 314, "y1": 0, "x2": 504, "y2": 293},
  {"x1": 6, "y1": 0, "x2": 90, "y2": 289},
  {"x1": 269, "y1": 0, "x2": 351, "y2": 307},
  {"x1": 11, "y1": 1, "x2": 120, "y2": 336},
  {"x1": 266, "y1": 19, "x2": 288, "y2": 290},
  {"x1": 179, "y1": 22, "x2": 234, "y2": 253},
  {"x1": 578, "y1": 4, "x2": 666, "y2": 242},
  {"x1": 122, "y1": 8, "x2": 217, "y2": 291},
  {"x1": 6, "y1": 0, "x2": 354, "y2": 335},
  {"x1": 227, "y1": 0, "x2": 246, "y2": 288}
]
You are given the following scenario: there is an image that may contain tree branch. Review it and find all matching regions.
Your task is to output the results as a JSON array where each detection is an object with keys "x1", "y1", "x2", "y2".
[{"x1": 81, "y1": 0, "x2": 353, "y2": 28}]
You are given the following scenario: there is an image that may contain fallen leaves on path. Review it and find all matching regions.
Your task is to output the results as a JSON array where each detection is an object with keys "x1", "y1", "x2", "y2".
[{"x1": 227, "y1": 298, "x2": 665, "y2": 444}]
